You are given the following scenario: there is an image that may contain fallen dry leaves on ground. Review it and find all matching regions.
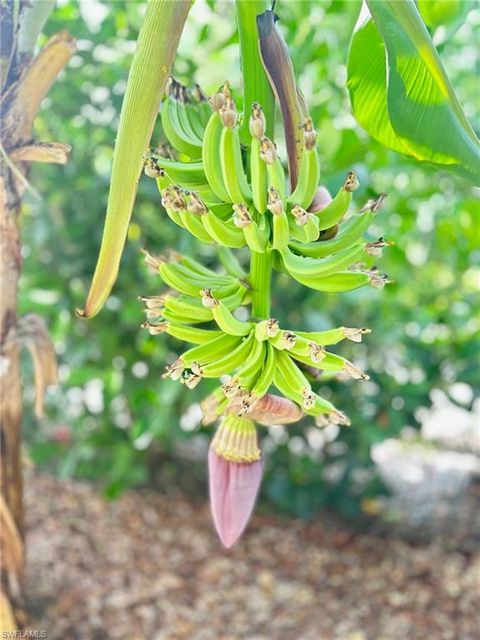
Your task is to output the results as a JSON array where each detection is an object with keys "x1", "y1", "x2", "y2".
[{"x1": 25, "y1": 473, "x2": 479, "y2": 640}]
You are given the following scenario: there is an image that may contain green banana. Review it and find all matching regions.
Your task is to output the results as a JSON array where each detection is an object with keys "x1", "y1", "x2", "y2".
[
  {"x1": 202, "y1": 102, "x2": 231, "y2": 202},
  {"x1": 280, "y1": 243, "x2": 366, "y2": 278},
  {"x1": 233, "y1": 205, "x2": 268, "y2": 252},
  {"x1": 181, "y1": 333, "x2": 242, "y2": 367},
  {"x1": 303, "y1": 214, "x2": 320, "y2": 243},
  {"x1": 290, "y1": 205, "x2": 320, "y2": 242},
  {"x1": 319, "y1": 351, "x2": 368, "y2": 380},
  {"x1": 245, "y1": 214, "x2": 269, "y2": 252},
  {"x1": 202, "y1": 332, "x2": 255, "y2": 378},
  {"x1": 287, "y1": 118, "x2": 319, "y2": 209},
  {"x1": 220, "y1": 104, "x2": 252, "y2": 203},
  {"x1": 238, "y1": 338, "x2": 266, "y2": 389},
  {"x1": 288, "y1": 270, "x2": 371, "y2": 292},
  {"x1": 162, "y1": 323, "x2": 223, "y2": 345},
  {"x1": 243, "y1": 224, "x2": 266, "y2": 253},
  {"x1": 158, "y1": 261, "x2": 204, "y2": 296},
  {"x1": 290, "y1": 347, "x2": 368, "y2": 379},
  {"x1": 274, "y1": 352, "x2": 337, "y2": 415},
  {"x1": 160, "y1": 90, "x2": 202, "y2": 159},
  {"x1": 218, "y1": 246, "x2": 247, "y2": 278},
  {"x1": 316, "y1": 171, "x2": 359, "y2": 231},
  {"x1": 288, "y1": 336, "x2": 325, "y2": 362},
  {"x1": 202, "y1": 210, "x2": 246, "y2": 248},
  {"x1": 141, "y1": 320, "x2": 168, "y2": 336},
  {"x1": 154, "y1": 168, "x2": 171, "y2": 192},
  {"x1": 296, "y1": 326, "x2": 371, "y2": 345},
  {"x1": 260, "y1": 136, "x2": 287, "y2": 202},
  {"x1": 272, "y1": 210, "x2": 290, "y2": 250},
  {"x1": 172, "y1": 83, "x2": 203, "y2": 147},
  {"x1": 290, "y1": 210, "x2": 374, "y2": 258},
  {"x1": 314, "y1": 405, "x2": 350, "y2": 426},
  {"x1": 171, "y1": 266, "x2": 237, "y2": 293},
  {"x1": 306, "y1": 395, "x2": 338, "y2": 417},
  {"x1": 255, "y1": 212, "x2": 271, "y2": 248},
  {"x1": 178, "y1": 210, "x2": 215, "y2": 244},
  {"x1": 195, "y1": 186, "x2": 225, "y2": 207},
  {"x1": 270, "y1": 330, "x2": 297, "y2": 351},
  {"x1": 287, "y1": 214, "x2": 309, "y2": 242},
  {"x1": 275, "y1": 364, "x2": 338, "y2": 416},
  {"x1": 201, "y1": 286, "x2": 248, "y2": 311},
  {"x1": 180, "y1": 85, "x2": 206, "y2": 141},
  {"x1": 158, "y1": 261, "x2": 239, "y2": 298},
  {"x1": 205, "y1": 295, "x2": 252, "y2": 336},
  {"x1": 162, "y1": 204, "x2": 185, "y2": 228},
  {"x1": 160, "y1": 186, "x2": 187, "y2": 227},
  {"x1": 251, "y1": 341, "x2": 276, "y2": 398},
  {"x1": 250, "y1": 136, "x2": 267, "y2": 213},
  {"x1": 155, "y1": 291, "x2": 238, "y2": 325},
  {"x1": 191, "y1": 83, "x2": 212, "y2": 127},
  {"x1": 255, "y1": 318, "x2": 279, "y2": 341},
  {"x1": 272, "y1": 366, "x2": 304, "y2": 407},
  {"x1": 153, "y1": 156, "x2": 207, "y2": 189},
  {"x1": 161, "y1": 308, "x2": 205, "y2": 326},
  {"x1": 275, "y1": 350, "x2": 312, "y2": 403},
  {"x1": 169, "y1": 256, "x2": 233, "y2": 285},
  {"x1": 268, "y1": 188, "x2": 289, "y2": 251},
  {"x1": 177, "y1": 253, "x2": 233, "y2": 281},
  {"x1": 165, "y1": 295, "x2": 213, "y2": 322},
  {"x1": 185, "y1": 100, "x2": 206, "y2": 142}
]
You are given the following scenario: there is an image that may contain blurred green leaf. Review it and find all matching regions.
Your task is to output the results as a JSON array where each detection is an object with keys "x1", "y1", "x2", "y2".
[{"x1": 418, "y1": 0, "x2": 466, "y2": 30}]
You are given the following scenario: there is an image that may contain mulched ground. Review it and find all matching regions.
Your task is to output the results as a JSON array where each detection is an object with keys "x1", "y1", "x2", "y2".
[{"x1": 25, "y1": 473, "x2": 480, "y2": 640}]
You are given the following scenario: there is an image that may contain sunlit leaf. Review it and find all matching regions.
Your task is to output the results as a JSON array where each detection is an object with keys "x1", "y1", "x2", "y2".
[
  {"x1": 347, "y1": 0, "x2": 480, "y2": 182},
  {"x1": 347, "y1": 11, "x2": 410, "y2": 156}
]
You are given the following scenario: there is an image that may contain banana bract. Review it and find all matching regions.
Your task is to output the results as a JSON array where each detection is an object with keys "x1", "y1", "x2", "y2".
[{"x1": 140, "y1": 77, "x2": 392, "y2": 547}]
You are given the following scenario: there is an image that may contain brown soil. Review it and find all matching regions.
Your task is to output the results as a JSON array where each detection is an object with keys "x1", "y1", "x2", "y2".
[{"x1": 24, "y1": 473, "x2": 480, "y2": 640}]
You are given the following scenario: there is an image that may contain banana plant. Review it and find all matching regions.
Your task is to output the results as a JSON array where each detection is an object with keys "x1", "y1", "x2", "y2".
[
  {"x1": 139, "y1": 2, "x2": 385, "y2": 548},
  {"x1": 81, "y1": 0, "x2": 476, "y2": 548}
]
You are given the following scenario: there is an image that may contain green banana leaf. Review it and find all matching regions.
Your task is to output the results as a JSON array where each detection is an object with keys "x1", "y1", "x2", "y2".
[{"x1": 347, "y1": 0, "x2": 480, "y2": 183}]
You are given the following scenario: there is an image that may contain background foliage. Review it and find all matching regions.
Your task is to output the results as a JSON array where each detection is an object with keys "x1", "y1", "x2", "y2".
[{"x1": 21, "y1": 0, "x2": 479, "y2": 516}]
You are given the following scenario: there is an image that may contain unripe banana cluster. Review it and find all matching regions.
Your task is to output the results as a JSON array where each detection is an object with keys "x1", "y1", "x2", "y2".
[{"x1": 142, "y1": 78, "x2": 392, "y2": 462}]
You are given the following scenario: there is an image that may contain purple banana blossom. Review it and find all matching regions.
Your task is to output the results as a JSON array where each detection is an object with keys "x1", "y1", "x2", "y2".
[
  {"x1": 309, "y1": 186, "x2": 332, "y2": 212},
  {"x1": 208, "y1": 449, "x2": 263, "y2": 549}
]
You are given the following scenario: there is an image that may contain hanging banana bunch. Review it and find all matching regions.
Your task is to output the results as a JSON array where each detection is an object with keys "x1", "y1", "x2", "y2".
[{"x1": 82, "y1": 1, "x2": 393, "y2": 549}]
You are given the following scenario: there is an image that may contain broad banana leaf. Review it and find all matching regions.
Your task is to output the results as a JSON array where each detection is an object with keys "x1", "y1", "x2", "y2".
[{"x1": 347, "y1": 0, "x2": 480, "y2": 183}]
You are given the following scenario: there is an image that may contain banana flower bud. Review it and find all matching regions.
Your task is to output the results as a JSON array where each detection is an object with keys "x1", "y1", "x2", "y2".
[{"x1": 209, "y1": 415, "x2": 263, "y2": 548}]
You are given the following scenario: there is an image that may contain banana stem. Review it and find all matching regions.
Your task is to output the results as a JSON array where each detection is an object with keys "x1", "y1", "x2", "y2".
[
  {"x1": 250, "y1": 250, "x2": 272, "y2": 320},
  {"x1": 236, "y1": 0, "x2": 275, "y2": 143},
  {"x1": 237, "y1": 0, "x2": 275, "y2": 320}
]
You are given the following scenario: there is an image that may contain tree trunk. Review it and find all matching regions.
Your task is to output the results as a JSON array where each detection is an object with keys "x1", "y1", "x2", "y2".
[
  {"x1": 0, "y1": 3, "x2": 75, "y2": 627},
  {"x1": 0, "y1": 174, "x2": 24, "y2": 630}
]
